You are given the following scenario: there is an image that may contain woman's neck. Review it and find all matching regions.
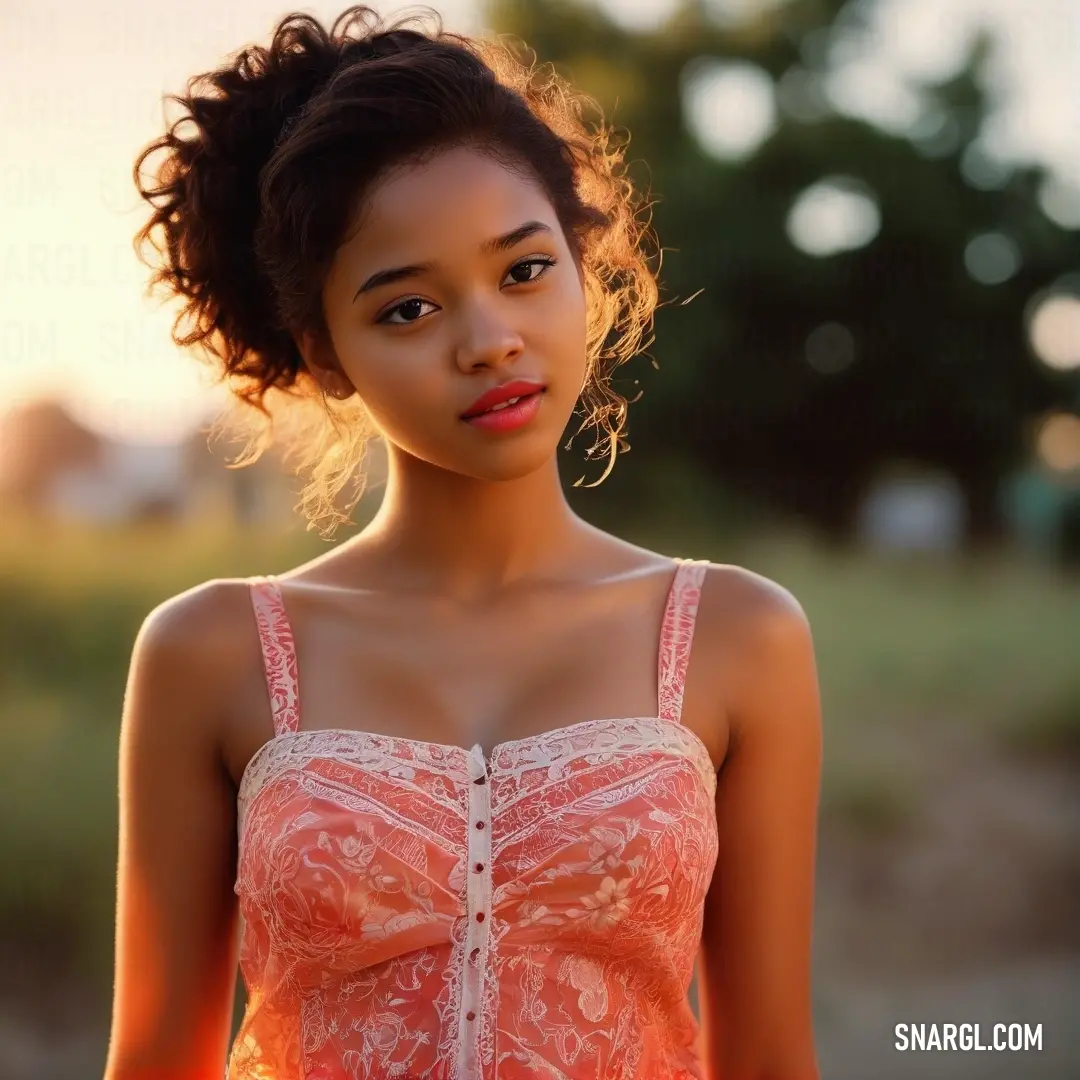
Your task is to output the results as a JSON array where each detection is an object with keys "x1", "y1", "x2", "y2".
[{"x1": 352, "y1": 449, "x2": 591, "y2": 603}]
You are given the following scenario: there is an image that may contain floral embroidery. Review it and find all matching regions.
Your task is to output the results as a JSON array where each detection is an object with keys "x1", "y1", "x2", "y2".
[
  {"x1": 564, "y1": 955, "x2": 610, "y2": 1023},
  {"x1": 566, "y1": 875, "x2": 633, "y2": 930},
  {"x1": 587, "y1": 825, "x2": 629, "y2": 871},
  {"x1": 229, "y1": 560, "x2": 716, "y2": 1080}
]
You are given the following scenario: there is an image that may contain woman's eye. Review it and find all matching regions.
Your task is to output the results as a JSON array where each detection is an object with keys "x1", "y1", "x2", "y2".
[
  {"x1": 379, "y1": 297, "x2": 438, "y2": 325},
  {"x1": 376, "y1": 258, "x2": 555, "y2": 324},
  {"x1": 504, "y1": 257, "x2": 556, "y2": 286}
]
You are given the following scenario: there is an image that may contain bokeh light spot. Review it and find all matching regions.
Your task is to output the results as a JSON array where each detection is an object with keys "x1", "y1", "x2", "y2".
[
  {"x1": 1035, "y1": 412, "x2": 1080, "y2": 473},
  {"x1": 805, "y1": 322, "x2": 857, "y2": 374},
  {"x1": 963, "y1": 232, "x2": 1021, "y2": 285},
  {"x1": 1029, "y1": 293, "x2": 1080, "y2": 371},
  {"x1": 787, "y1": 177, "x2": 881, "y2": 257},
  {"x1": 682, "y1": 58, "x2": 778, "y2": 161}
]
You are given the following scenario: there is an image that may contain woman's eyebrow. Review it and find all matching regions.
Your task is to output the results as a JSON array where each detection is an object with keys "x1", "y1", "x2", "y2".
[
  {"x1": 352, "y1": 220, "x2": 553, "y2": 302},
  {"x1": 481, "y1": 219, "x2": 552, "y2": 256}
]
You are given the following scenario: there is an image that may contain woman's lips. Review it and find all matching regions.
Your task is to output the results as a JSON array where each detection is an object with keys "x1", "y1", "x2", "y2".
[
  {"x1": 461, "y1": 378, "x2": 547, "y2": 418},
  {"x1": 461, "y1": 390, "x2": 544, "y2": 432}
]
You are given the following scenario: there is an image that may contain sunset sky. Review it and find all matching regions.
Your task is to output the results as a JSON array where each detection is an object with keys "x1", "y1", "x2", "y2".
[{"x1": 3, "y1": 0, "x2": 1078, "y2": 444}]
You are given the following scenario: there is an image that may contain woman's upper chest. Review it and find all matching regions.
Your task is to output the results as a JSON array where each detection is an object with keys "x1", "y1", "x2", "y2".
[{"x1": 222, "y1": 560, "x2": 728, "y2": 792}]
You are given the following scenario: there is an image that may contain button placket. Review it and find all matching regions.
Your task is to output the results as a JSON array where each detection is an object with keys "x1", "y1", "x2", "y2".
[{"x1": 459, "y1": 744, "x2": 493, "y2": 1075}]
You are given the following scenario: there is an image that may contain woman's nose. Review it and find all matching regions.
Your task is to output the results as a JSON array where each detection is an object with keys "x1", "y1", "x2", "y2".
[{"x1": 453, "y1": 300, "x2": 525, "y2": 372}]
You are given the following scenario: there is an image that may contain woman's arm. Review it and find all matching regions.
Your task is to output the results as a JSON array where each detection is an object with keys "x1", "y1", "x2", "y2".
[
  {"x1": 697, "y1": 573, "x2": 823, "y2": 1080},
  {"x1": 104, "y1": 583, "x2": 246, "y2": 1080}
]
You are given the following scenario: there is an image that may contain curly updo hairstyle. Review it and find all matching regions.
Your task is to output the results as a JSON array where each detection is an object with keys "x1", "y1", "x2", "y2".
[{"x1": 134, "y1": 5, "x2": 660, "y2": 536}]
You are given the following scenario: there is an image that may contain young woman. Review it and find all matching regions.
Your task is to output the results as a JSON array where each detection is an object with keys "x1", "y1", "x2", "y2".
[{"x1": 105, "y1": 7, "x2": 822, "y2": 1079}]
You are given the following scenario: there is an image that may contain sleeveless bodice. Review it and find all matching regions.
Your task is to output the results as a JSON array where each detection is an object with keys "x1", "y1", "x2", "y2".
[{"x1": 227, "y1": 558, "x2": 718, "y2": 1079}]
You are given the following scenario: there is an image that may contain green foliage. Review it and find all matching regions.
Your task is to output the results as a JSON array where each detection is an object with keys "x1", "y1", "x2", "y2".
[
  {"x1": 0, "y1": 703, "x2": 119, "y2": 979},
  {"x1": 1000, "y1": 677, "x2": 1080, "y2": 761},
  {"x1": 0, "y1": 518, "x2": 323, "y2": 715},
  {"x1": 485, "y1": 0, "x2": 1080, "y2": 539},
  {"x1": 824, "y1": 773, "x2": 914, "y2": 836}
]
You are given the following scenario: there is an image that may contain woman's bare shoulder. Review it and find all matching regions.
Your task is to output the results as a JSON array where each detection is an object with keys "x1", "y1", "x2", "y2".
[
  {"x1": 138, "y1": 576, "x2": 258, "y2": 653},
  {"x1": 693, "y1": 559, "x2": 812, "y2": 683},
  {"x1": 695, "y1": 561, "x2": 818, "y2": 746},
  {"x1": 698, "y1": 561, "x2": 809, "y2": 631},
  {"x1": 130, "y1": 577, "x2": 263, "y2": 728}
]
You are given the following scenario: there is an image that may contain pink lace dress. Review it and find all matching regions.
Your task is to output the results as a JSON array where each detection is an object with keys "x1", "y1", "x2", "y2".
[{"x1": 229, "y1": 558, "x2": 718, "y2": 1079}]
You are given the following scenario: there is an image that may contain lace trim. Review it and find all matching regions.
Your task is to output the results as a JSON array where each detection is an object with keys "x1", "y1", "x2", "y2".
[
  {"x1": 658, "y1": 559, "x2": 708, "y2": 724},
  {"x1": 237, "y1": 716, "x2": 716, "y2": 832},
  {"x1": 248, "y1": 577, "x2": 301, "y2": 736}
]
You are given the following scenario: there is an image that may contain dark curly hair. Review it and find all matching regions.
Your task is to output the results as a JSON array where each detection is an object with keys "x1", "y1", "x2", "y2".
[{"x1": 133, "y1": 5, "x2": 660, "y2": 535}]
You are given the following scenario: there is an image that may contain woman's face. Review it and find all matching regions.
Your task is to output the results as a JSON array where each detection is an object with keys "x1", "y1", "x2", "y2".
[{"x1": 312, "y1": 145, "x2": 589, "y2": 482}]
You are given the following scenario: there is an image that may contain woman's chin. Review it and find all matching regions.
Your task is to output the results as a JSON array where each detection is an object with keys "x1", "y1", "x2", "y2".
[
  {"x1": 388, "y1": 423, "x2": 564, "y2": 483},
  {"x1": 455, "y1": 442, "x2": 558, "y2": 483},
  {"x1": 396, "y1": 439, "x2": 557, "y2": 484}
]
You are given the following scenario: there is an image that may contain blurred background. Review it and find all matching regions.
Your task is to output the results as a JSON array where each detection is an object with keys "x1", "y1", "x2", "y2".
[{"x1": 2, "y1": 0, "x2": 1079, "y2": 1077}]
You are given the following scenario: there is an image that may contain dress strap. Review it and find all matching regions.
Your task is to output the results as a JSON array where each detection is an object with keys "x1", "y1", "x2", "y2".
[
  {"x1": 657, "y1": 557, "x2": 709, "y2": 725},
  {"x1": 247, "y1": 575, "x2": 301, "y2": 736}
]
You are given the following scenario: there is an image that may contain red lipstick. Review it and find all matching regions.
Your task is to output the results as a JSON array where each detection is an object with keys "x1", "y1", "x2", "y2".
[{"x1": 460, "y1": 379, "x2": 546, "y2": 432}]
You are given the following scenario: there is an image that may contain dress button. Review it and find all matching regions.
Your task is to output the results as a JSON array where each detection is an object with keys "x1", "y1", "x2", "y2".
[
  {"x1": 470, "y1": 946, "x2": 480, "y2": 964},
  {"x1": 475, "y1": 820, "x2": 485, "y2": 830},
  {"x1": 466, "y1": 1010, "x2": 476, "y2": 1021},
  {"x1": 474, "y1": 861, "x2": 484, "y2": 872},
  {"x1": 476, "y1": 911, "x2": 485, "y2": 922}
]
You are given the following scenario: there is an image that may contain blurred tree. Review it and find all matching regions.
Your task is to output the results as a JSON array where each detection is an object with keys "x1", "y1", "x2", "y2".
[{"x1": 486, "y1": 0, "x2": 1079, "y2": 543}]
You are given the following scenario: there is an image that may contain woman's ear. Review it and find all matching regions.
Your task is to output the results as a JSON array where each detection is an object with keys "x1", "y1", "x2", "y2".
[{"x1": 296, "y1": 329, "x2": 355, "y2": 400}]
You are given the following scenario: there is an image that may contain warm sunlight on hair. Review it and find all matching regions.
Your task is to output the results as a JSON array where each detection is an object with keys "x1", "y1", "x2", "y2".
[{"x1": 132, "y1": 6, "x2": 660, "y2": 536}]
